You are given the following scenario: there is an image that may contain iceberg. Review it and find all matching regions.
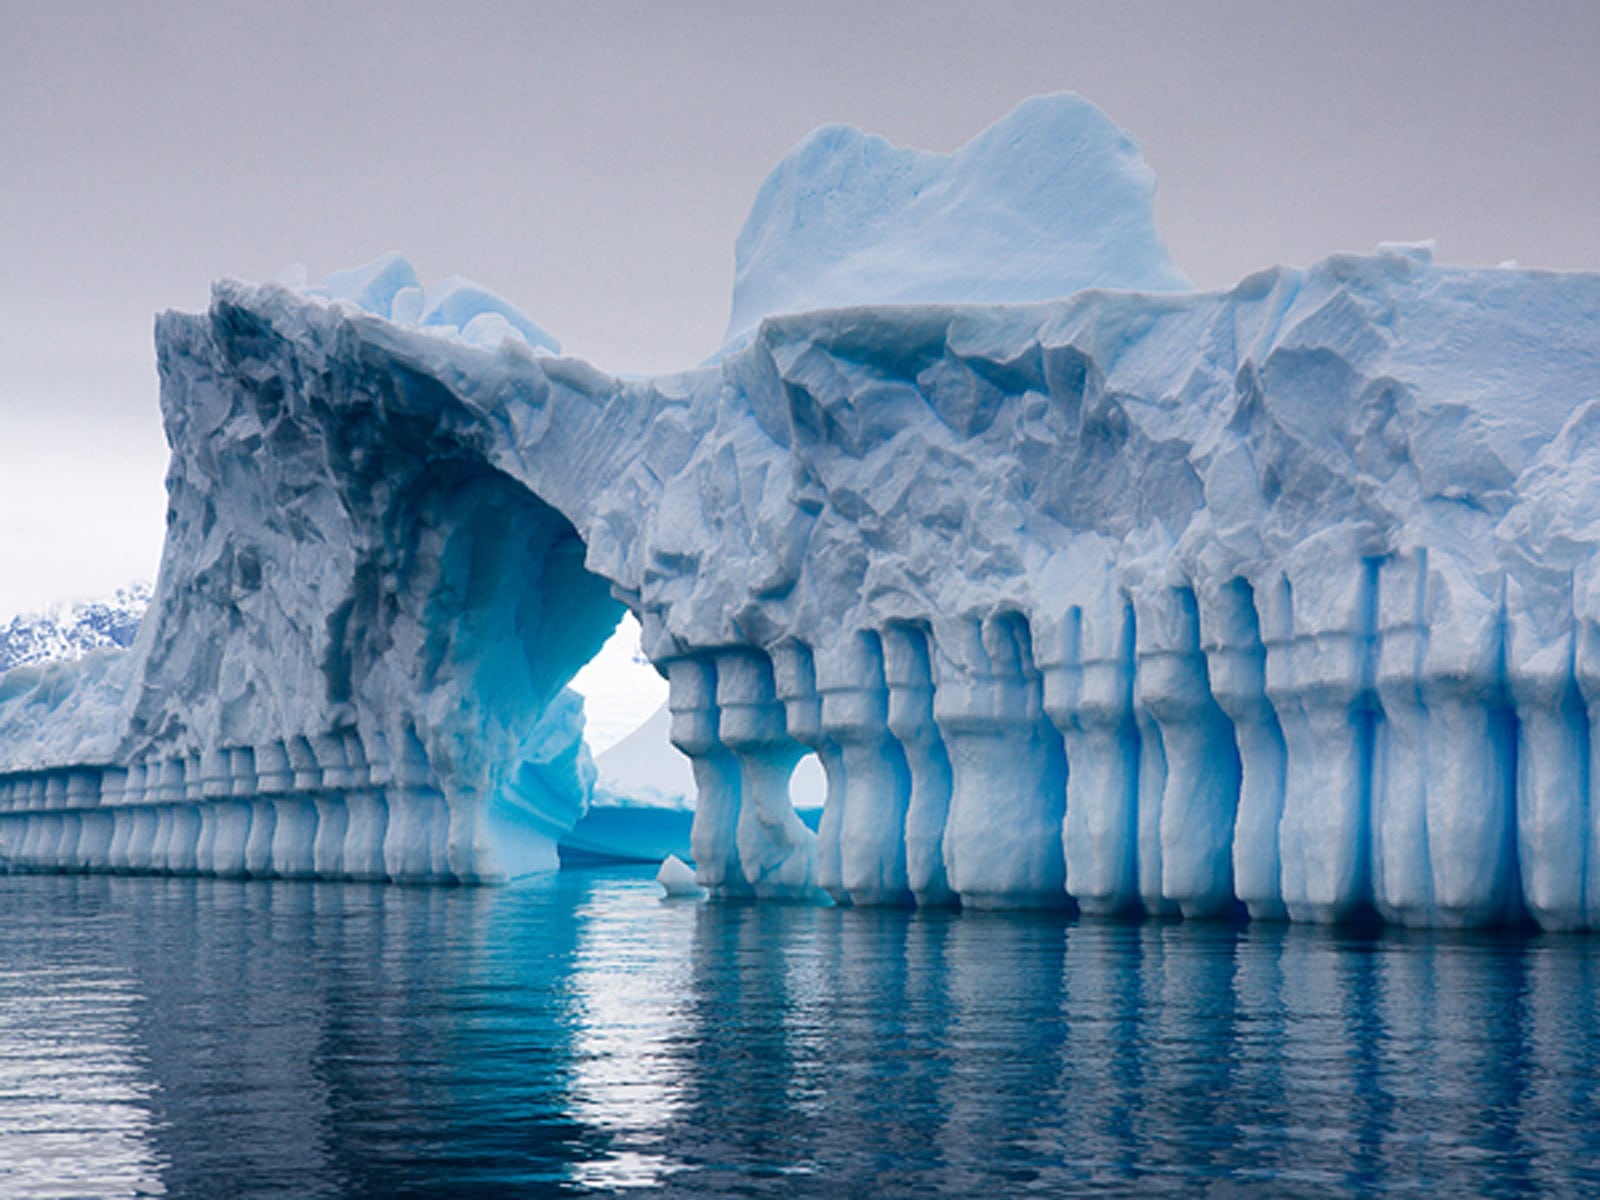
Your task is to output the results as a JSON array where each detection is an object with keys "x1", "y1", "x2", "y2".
[{"x1": 3, "y1": 94, "x2": 1600, "y2": 929}]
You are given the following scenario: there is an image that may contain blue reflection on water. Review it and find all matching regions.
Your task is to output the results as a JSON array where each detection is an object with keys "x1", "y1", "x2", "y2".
[{"x1": 1, "y1": 868, "x2": 1598, "y2": 1197}]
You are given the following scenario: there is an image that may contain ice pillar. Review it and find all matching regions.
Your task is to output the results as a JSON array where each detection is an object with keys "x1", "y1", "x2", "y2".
[
  {"x1": 1040, "y1": 598, "x2": 1139, "y2": 916},
  {"x1": 716, "y1": 648, "x2": 820, "y2": 901},
  {"x1": 882, "y1": 625, "x2": 955, "y2": 907},
  {"x1": 933, "y1": 614, "x2": 1067, "y2": 909},
  {"x1": 1511, "y1": 592, "x2": 1588, "y2": 931},
  {"x1": 1133, "y1": 585, "x2": 1240, "y2": 919},
  {"x1": 1260, "y1": 555, "x2": 1376, "y2": 923},
  {"x1": 816, "y1": 632, "x2": 913, "y2": 906},
  {"x1": 771, "y1": 641, "x2": 849, "y2": 903},
  {"x1": 669, "y1": 656, "x2": 749, "y2": 899},
  {"x1": 1196, "y1": 578, "x2": 1286, "y2": 920}
]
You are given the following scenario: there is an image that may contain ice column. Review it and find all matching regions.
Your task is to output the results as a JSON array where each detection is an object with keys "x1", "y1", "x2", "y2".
[
  {"x1": 341, "y1": 730, "x2": 390, "y2": 880},
  {"x1": 882, "y1": 625, "x2": 955, "y2": 907},
  {"x1": 933, "y1": 614, "x2": 1067, "y2": 909},
  {"x1": 1040, "y1": 598, "x2": 1139, "y2": 915},
  {"x1": 1371, "y1": 550, "x2": 1435, "y2": 925},
  {"x1": 1133, "y1": 585, "x2": 1240, "y2": 918},
  {"x1": 1509, "y1": 584, "x2": 1589, "y2": 930},
  {"x1": 669, "y1": 656, "x2": 749, "y2": 898},
  {"x1": 312, "y1": 733, "x2": 354, "y2": 878},
  {"x1": 716, "y1": 648, "x2": 820, "y2": 900},
  {"x1": 1198, "y1": 578, "x2": 1287, "y2": 920},
  {"x1": 82, "y1": 771, "x2": 119, "y2": 871},
  {"x1": 382, "y1": 725, "x2": 450, "y2": 882},
  {"x1": 816, "y1": 632, "x2": 913, "y2": 906},
  {"x1": 272, "y1": 737, "x2": 322, "y2": 879},
  {"x1": 1415, "y1": 566, "x2": 1517, "y2": 927},
  {"x1": 1574, "y1": 609, "x2": 1600, "y2": 928},
  {"x1": 1260, "y1": 557, "x2": 1377, "y2": 923},
  {"x1": 771, "y1": 642, "x2": 852, "y2": 902}
]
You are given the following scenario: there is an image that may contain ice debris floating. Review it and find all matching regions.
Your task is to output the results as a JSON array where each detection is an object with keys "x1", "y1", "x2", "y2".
[
  {"x1": 656, "y1": 854, "x2": 704, "y2": 900},
  {"x1": 3, "y1": 93, "x2": 1600, "y2": 929}
]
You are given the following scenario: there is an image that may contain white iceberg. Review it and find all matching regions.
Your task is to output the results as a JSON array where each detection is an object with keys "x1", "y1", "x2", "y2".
[{"x1": 3, "y1": 95, "x2": 1600, "y2": 932}]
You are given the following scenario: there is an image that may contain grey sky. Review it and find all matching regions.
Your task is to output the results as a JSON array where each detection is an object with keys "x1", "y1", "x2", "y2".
[{"x1": 4, "y1": 0, "x2": 1598, "y2": 614}]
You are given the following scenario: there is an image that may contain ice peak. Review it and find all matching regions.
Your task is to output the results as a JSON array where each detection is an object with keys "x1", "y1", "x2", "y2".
[
  {"x1": 725, "y1": 92, "x2": 1190, "y2": 347},
  {"x1": 299, "y1": 252, "x2": 561, "y2": 354}
]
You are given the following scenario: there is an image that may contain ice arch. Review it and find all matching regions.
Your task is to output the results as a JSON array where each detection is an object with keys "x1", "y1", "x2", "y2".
[{"x1": 0, "y1": 291, "x2": 630, "y2": 884}]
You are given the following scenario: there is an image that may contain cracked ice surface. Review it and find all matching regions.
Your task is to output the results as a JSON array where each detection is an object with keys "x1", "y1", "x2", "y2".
[{"x1": 2, "y1": 95, "x2": 1600, "y2": 929}]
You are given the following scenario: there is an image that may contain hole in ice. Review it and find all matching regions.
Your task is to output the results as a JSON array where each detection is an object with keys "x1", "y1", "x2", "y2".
[
  {"x1": 790, "y1": 752, "x2": 826, "y2": 824},
  {"x1": 569, "y1": 613, "x2": 667, "y2": 755}
]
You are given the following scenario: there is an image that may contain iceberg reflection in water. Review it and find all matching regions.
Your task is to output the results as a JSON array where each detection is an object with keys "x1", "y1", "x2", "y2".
[{"x1": 1, "y1": 869, "x2": 1598, "y2": 1196}]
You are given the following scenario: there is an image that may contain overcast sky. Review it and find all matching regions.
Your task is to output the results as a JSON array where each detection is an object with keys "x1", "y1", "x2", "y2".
[{"x1": 3, "y1": 0, "x2": 1598, "y2": 616}]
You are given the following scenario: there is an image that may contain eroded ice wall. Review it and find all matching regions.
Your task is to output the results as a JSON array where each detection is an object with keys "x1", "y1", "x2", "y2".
[
  {"x1": 3, "y1": 95, "x2": 1600, "y2": 928},
  {"x1": 0, "y1": 288, "x2": 620, "y2": 884}
]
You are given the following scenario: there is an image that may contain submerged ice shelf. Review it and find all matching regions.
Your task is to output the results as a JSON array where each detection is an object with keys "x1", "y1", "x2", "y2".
[{"x1": 3, "y1": 95, "x2": 1600, "y2": 929}]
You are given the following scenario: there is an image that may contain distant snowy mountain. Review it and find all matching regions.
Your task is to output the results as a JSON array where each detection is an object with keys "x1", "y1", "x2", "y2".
[{"x1": 0, "y1": 584, "x2": 151, "y2": 672}]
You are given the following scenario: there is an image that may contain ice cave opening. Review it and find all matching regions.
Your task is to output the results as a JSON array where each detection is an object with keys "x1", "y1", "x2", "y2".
[
  {"x1": 433, "y1": 473, "x2": 822, "y2": 875},
  {"x1": 565, "y1": 611, "x2": 829, "y2": 871}
]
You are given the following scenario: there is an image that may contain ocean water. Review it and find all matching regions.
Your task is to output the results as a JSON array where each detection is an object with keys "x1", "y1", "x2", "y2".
[{"x1": 2, "y1": 868, "x2": 1598, "y2": 1198}]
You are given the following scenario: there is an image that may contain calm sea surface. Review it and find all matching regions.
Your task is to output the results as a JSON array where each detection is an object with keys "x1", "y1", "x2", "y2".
[{"x1": 2, "y1": 867, "x2": 1598, "y2": 1198}]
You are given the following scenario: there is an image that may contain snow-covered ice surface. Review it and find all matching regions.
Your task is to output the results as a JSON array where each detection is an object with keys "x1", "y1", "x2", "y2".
[{"x1": 4, "y1": 94, "x2": 1600, "y2": 928}]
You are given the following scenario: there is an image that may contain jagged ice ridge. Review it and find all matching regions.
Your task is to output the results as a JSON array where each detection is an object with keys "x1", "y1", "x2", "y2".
[{"x1": 2, "y1": 94, "x2": 1600, "y2": 930}]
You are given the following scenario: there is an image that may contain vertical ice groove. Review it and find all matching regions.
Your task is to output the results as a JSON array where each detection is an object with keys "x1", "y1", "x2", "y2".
[
  {"x1": 1135, "y1": 584, "x2": 1241, "y2": 918},
  {"x1": 669, "y1": 655, "x2": 749, "y2": 898},
  {"x1": 817, "y1": 631, "x2": 913, "y2": 906},
  {"x1": 1199, "y1": 577, "x2": 1286, "y2": 920},
  {"x1": 287, "y1": 736, "x2": 320, "y2": 792},
  {"x1": 1041, "y1": 597, "x2": 1140, "y2": 915},
  {"x1": 882, "y1": 623, "x2": 956, "y2": 907},
  {"x1": 1372, "y1": 549, "x2": 1434, "y2": 925},
  {"x1": 717, "y1": 647, "x2": 820, "y2": 900},
  {"x1": 933, "y1": 613, "x2": 1067, "y2": 909}
]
